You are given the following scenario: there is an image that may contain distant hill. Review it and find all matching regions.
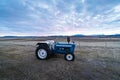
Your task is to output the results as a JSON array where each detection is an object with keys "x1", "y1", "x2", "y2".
[
  {"x1": 72, "y1": 34, "x2": 120, "y2": 38},
  {"x1": 72, "y1": 34, "x2": 85, "y2": 37},
  {"x1": 106, "y1": 34, "x2": 120, "y2": 38},
  {"x1": 0, "y1": 34, "x2": 120, "y2": 38},
  {"x1": 0, "y1": 36, "x2": 39, "y2": 38}
]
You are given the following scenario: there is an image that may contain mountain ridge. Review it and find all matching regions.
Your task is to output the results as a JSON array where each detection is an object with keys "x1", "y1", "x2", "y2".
[{"x1": 0, "y1": 34, "x2": 120, "y2": 38}]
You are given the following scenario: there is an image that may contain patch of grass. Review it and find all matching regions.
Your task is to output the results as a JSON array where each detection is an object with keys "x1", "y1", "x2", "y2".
[{"x1": 0, "y1": 39, "x2": 120, "y2": 80}]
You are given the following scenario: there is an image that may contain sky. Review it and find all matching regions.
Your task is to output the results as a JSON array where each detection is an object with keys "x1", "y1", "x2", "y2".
[{"x1": 0, "y1": 0, "x2": 120, "y2": 36}]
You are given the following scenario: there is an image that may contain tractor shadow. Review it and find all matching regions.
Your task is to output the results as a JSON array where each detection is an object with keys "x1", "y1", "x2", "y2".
[{"x1": 49, "y1": 54, "x2": 65, "y2": 61}]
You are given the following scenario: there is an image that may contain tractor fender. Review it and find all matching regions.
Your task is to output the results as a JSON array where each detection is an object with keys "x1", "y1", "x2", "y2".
[{"x1": 36, "y1": 43, "x2": 49, "y2": 48}]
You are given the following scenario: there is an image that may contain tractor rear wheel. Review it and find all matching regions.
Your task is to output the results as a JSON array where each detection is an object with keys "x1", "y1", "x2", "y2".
[
  {"x1": 64, "y1": 54, "x2": 75, "y2": 61},
  {"x1": 35, "y1": 45, "x2": 50, "y2": 60}
]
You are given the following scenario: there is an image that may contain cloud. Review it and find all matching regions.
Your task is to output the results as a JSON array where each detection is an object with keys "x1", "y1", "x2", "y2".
[{"x1": 0, "y1": 0, "x2": 120, "y2": 36}]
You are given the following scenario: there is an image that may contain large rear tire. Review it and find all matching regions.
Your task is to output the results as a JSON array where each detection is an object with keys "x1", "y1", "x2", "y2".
[
  {"x1": 64, "y1": 54, "x2": 75, "y2": 61},
  {"x1": 35, "y1": 45, "x2": 50, "y2": 60}
]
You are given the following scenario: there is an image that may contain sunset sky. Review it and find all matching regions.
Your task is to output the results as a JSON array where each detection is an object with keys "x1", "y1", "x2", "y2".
[{"x1": 0, "y1": 0, "x2": 120, "y2": 36}]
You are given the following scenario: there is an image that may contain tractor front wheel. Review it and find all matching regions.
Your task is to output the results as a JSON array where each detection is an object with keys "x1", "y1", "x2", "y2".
[{"x1": 64, "y1": 54, "x2": 75, "y2": 61}]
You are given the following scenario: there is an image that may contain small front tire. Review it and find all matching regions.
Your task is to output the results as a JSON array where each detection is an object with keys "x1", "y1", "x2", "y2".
[{"x1": 64, "y1": 54, "x2": 75, "y2": 61}]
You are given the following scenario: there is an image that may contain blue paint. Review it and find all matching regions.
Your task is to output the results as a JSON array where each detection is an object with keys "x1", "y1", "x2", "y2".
[{"x1": 54, "y1": 42, "x2": 75, "y2": 54}]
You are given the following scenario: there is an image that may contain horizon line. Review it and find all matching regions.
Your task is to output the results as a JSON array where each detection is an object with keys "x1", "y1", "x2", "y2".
[{"x1": 0, "y1": 34, "x2": 120, "y2": 37}]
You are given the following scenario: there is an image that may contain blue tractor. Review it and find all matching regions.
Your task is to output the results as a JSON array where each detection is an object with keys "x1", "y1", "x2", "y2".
[{"x1": 35, "y1": 37, "x2": 75, "y2": 61}]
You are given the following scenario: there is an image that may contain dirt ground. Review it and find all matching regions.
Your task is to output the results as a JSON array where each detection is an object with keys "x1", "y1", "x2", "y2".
[{"x1": 0, "y1": 38, "x2": 120, "y2": 80}]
